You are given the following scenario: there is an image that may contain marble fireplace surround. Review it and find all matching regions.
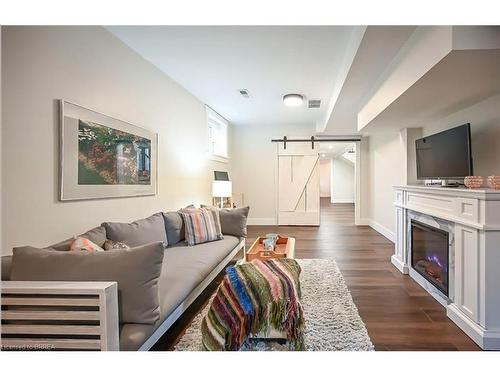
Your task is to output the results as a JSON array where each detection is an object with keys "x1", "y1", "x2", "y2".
[{"x1": 393, "y1": 185, "x2": 500, "y2": 350}]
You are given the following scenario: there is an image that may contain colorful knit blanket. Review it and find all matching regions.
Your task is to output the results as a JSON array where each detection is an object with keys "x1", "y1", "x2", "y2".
[{"x1": 201, "y1": 258, "x2": 305, "y2": 351}]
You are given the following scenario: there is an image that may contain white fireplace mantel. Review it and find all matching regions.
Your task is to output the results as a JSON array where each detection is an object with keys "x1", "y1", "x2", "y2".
[{"x1": 393, "y1": 184, "x2": 500, "y2": 350}]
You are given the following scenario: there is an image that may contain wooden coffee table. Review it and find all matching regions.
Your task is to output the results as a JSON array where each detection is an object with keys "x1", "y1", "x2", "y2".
[{"x1": 244, "y1": 235, "x2": 295, "y2": 262}]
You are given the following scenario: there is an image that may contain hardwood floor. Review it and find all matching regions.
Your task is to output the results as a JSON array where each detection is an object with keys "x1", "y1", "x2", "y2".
[{"x1": 152, "y1": 198, "x2": 480, "y2": 351}]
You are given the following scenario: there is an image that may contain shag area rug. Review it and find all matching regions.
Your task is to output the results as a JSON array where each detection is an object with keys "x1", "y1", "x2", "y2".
[{"x1": 174, "y1": 258, "x2": 374, "y2": 351}]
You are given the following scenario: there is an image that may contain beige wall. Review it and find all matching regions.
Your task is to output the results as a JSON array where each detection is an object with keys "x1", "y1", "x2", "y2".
[
  {"x1": 319, "y1": 159, "x2": 331, "y2": 197},
  {"x1": 1, "y1": 26, "x2": 231, "y2": 254},
  {"x1": 231, "y1": 122, "x2": 315, "y2": 224},
  {"x1": 422, "y1": 93, "x2": 500, "y2": 176}
]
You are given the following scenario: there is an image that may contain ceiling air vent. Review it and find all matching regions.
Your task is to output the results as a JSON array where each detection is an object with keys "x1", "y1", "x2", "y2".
[
  {"x1": 308, "y1": 99, "x2": 321, "y2": 108},
  {"x1": 238, "y1": 89, "x2": 250, "y2": 98}
]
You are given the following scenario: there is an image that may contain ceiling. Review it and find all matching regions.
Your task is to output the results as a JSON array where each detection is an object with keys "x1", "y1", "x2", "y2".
[
  {"x1": 318, "y1": 142, "x2": 354, "y2": 157},
  {"x1": 322, "y1": 26, "x2": 416, "y2": 134},
  {"x1": 108, "y1": 26, "x2": 359, "y2": 127}
]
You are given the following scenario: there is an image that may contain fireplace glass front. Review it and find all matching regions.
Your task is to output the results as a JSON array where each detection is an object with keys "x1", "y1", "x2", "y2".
[{"x1": 411, "y1": 220, "x2": 449, "y2": 296}]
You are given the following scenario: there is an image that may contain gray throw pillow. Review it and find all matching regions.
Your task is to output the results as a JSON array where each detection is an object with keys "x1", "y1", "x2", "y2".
[
  {"x1": 49, "y1": 226, "x2": 107, "y2": 251},
  {"x1": 102, "y1": 213, "x2": 168, "y2": 248},
  {"x1": 1, "y1": 255, "x2": 12, "y2": 281},
  {"x1": 162, "y1": 211, "x2": 185, "y2": 245},
  {"x1": 10, "y1": 242, "x2": 164, "y2": 324},
  {"x1": 202, "y1": 205, "x2": 250, "y2": 238}
]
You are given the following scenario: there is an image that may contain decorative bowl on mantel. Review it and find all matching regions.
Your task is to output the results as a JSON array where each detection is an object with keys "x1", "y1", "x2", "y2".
[
  {"x1": 487, "y1": 175, "x2": 500, "y2": 190},
  {"x1": 464, "y1": 176, "x2": 484, "y2": 189}
]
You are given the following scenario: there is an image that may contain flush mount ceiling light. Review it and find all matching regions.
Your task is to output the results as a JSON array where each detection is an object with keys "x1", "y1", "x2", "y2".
[{"x1": 283, "y1": 93, "x2": 304, "y2": 107}]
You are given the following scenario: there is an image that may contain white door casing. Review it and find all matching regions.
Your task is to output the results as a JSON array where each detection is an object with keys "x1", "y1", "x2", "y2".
[{"x1": 277, "y1": 142, "x2": 320, "y2": 226}]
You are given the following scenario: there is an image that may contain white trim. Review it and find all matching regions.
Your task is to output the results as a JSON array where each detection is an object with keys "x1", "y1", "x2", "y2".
[
  {"x1": 246, "y1": 217, "x2": 277, "y2": 226},
  {"x1": 138, "y1": 239, "x2": 244, "y2": 351},
  {"x1": 354, "y1": 141, "x2": 362, "y2": 226},
  {"x1": 393, "y1": 184, "x2": 500, "y2": 201},
  {"x1": 356, "y1": 218, "x2": 371, "y2": 226},
  {"x1": 447, "y1": 304, "x2": 500, "y2": 350},
  {"x1": 368, "y1": 219, "x2": 396, "y2": 243},
  {"x1": 391, "y1": 254, "x2": 409, "y2": 274}
]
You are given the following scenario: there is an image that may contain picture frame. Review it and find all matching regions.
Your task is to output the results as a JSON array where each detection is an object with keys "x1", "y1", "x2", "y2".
[{"x1": 59, "y1": 100, "x2": 158, "y2": 201}]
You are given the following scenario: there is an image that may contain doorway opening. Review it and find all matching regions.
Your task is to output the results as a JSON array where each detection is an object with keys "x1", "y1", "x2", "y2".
[
  {"x1": 274, "y1": 136, "x2": 362, "y2": 227},
  {"x1": 319, "y1": 142, "x2": 357, "y2": 225}
]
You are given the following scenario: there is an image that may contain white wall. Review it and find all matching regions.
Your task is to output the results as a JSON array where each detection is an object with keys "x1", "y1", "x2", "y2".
[
  {"x1": 231, "y1": 122, "x2": 315, "y2": 224},
  {"x1": 1, "y1": 26, "x2": 231, "y2": 254},
  {"x1": 331, "y1": 157, "x2": 355, "y2": 203},
  {"x1": 366, "y1": 131, "x2": 406, "y2": 241},
  {"x1": 319, "y1": 159, "x2": 331, "y2": 197}
]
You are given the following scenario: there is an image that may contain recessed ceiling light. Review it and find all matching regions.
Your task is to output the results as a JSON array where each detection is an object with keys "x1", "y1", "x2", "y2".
[
  {"x1": 283, "y1": 94, "x2": 304, "y2": 107},
  {"x1": 328, "y1": 145, "x2": 333, "y2": 149},
  {"x1": 321, "y1": 154, "x2": 326, "y2": 158}
]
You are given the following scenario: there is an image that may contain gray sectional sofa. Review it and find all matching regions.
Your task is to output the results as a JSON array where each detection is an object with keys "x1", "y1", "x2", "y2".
[{"x1": 1, "y1": 208, "x2": 248, "y2": 350}]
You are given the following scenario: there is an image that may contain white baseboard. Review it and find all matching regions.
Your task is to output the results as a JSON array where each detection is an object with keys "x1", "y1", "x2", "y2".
[
  {"x1": 447, "y1": 304, "x2": 500, "y2": 350},
  {"x1": 367, "y1": 219, "x2": 396, "y2": 243},
  {"x1": 356, "y1": 218, "x2": 371, "y2": 226},
  {"x1": 391, "y1": 255, "x2": 409, "y2": 274},
  {"x1": 246, "y1": 218, "x2": 277, "y2": 226}
]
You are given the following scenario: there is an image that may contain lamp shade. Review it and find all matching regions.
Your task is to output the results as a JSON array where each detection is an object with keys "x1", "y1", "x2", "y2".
[{"x1": 212, "y1": 180, "x2": 232, "y2": 197}]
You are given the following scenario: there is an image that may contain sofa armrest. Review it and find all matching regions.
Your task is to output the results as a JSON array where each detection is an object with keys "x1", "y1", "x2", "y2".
[
  {"x1": 1, "y1": 281, "x2": 119, "y2": 351},
  {"x1": 1, "y1": 255, "x2": 12, "y2": 281}
]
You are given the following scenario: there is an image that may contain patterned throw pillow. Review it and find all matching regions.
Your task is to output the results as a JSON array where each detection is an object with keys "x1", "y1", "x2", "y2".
[
  {"x1": 180, "y1": 207, "x2": 223, "y2": 246},
  {"x1": 69, "y1": 237, "x2": 104, "y2": 252},
  {"x1": 103, "y1": 239, "x2": 130, "y2": 251}
]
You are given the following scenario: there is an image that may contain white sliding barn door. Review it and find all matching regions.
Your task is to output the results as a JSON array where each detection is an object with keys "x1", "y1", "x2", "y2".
[{"x1": 277, "y1": 142, "x2": 320, "y2": 226}]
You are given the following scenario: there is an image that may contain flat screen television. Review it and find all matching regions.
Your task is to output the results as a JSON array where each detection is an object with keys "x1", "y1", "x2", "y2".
[{"x1": 415, "y1": 123, "x2": 473, "y2": 180}]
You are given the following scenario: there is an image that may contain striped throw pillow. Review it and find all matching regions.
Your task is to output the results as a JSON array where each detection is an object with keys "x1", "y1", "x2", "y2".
[{"x1": 180, "y1": 208, "x2": 223, "y2": 246}]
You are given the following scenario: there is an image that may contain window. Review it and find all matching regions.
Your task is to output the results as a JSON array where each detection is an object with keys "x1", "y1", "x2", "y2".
[{"x1": 206, "y1": 106, "x2": 229, "y2": 160}]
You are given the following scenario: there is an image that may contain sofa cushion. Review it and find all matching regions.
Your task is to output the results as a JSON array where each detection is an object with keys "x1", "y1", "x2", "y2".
[
  {"x1": 119, "y1": 323, "x2": 157, "y2": 351},
  {"x1": 1, "y1": 255, "x2": 12, "y2": 281},
  {"x1": 10, "y1": 242, "x2": 165, "y2": 325},
  {"x1": 158, "y1": 235, "x2": 240, "y2": 320},
  {"x1": 102, "y1": 213, "x2": 168, "y2": 248},
  {"x1": 162, "y1": 211, "x2": 185, "y2": 244},
  {"x1": 202, "y1": 205, "x2": 250, "y2": 238},
  {"x1": 180, "y1": 208, "x2": 223, "y2": 246},
  {"x1": 50, "y1": 226, "x2": 107, "y2": 251},
  {"x1": 118, "y1": 235, "x2": 241, "y2": 350}
]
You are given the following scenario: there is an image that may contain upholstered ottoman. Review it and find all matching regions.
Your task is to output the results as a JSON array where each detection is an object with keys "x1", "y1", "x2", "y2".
[{"x1": 201, "y1": 258, "x2": 304, "y2": 351}]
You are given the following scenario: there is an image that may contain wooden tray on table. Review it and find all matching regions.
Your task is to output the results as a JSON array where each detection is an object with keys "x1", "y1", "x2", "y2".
[{"x1": 245, "y1": 235, "x2": 295, "y2": 262}]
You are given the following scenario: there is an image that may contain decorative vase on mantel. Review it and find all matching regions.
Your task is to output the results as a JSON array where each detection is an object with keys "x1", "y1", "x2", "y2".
[
  {"x1": 464, "y1": 176, "x2": 483, "y2": 189},
  {"x1": 487, "y1": 175, "x2": 500, "y2": 190}
]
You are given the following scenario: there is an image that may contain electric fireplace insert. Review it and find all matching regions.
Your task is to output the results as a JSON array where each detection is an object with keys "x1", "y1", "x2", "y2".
[{"x1": 411, "y1": 220, "x2": 449, "y2": 296}]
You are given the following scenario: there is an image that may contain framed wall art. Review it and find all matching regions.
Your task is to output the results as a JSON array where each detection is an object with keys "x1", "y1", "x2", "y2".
[{"x1": 59, "y1": 100, "x2": 158, "y2": 201}]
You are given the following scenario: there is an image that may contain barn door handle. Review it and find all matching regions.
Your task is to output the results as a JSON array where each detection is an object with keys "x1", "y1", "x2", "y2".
[{"x1": 311, "y1": 136, "x2": 315, "y2": 149}]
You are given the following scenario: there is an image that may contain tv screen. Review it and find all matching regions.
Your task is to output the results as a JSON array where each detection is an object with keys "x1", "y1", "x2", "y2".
[{"x1": 416, "y1": 124, "x2": 473, "y2": 179}]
